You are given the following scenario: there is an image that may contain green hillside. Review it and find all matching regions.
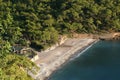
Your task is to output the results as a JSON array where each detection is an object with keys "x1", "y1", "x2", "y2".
[{"x1": 0, "y1": 0, "x2": 120, "y2": 79}]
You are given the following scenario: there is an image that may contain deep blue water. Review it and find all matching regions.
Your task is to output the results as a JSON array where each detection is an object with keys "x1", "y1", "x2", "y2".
[{"x1": 48, "y1": 40, "x2": 120, "y2": 80}]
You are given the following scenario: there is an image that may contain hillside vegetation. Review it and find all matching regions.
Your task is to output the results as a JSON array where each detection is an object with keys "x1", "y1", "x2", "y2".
[
  {"x1": 0, "y1": 0, "x2": 120, "y2": 79},
  {"x1": 1, "y1": 0, "x2": 120, "y2": 50}
]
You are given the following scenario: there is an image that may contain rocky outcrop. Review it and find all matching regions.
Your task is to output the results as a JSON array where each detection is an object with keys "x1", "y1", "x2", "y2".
[
  {"x1": 99, "y1": 33, "x2": 120, "y2": 40},
  {"x1": 31, "y1": 55, "x2": 39, "y2": 62},
  {"x1": 72, "y1": 32, "x2": 120, "y2": 40},
  {"x1": 112, "y1": 33, "x2": 120, "y2": 40},
  {"x1": 41, "y1": 35, "x2": 68, "y2": 53}
]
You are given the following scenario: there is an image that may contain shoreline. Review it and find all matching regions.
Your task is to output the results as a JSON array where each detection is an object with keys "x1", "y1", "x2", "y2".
[
  {"x1": 33, "y1": 38, "x2": 98, "y2": 80},
  {"x1": 46, "y1": 39, "x2": 98, "y2": 80}
]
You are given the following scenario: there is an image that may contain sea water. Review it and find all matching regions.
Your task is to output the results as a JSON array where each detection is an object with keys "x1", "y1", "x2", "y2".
[{"x1": 48, "y1": 40, "x2": 120, "y2": 80}]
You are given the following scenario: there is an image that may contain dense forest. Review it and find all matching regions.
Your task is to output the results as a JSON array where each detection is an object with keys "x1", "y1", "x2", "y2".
[
  {"x1": 1, "y1": 0, "x2": 120, "y2": 79},
  {"x1": 1, "y1": 0, "x2": 120, "y2": 50}
]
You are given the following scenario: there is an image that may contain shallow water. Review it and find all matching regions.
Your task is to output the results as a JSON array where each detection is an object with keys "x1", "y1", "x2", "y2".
[{"x1": 48, "y1": 40, "x2": 120, "y2": 80}]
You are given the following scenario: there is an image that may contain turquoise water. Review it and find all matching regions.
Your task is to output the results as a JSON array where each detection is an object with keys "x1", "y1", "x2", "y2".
[{"x1": 48, "y1": 40, "x2": 120, "y2": 80}]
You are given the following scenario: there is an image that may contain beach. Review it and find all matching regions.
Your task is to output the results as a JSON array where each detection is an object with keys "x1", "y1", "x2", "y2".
[{"x1": 33, "y1": 38, "x2": 97, "y2": 80}]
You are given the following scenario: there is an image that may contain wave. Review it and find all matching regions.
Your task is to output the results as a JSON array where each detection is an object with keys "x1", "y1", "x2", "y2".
[{"x1": 70, "y1": 40, "x2": 98, "y2": 61}]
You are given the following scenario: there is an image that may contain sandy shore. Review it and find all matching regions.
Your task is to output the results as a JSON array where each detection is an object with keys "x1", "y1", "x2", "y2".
[{"x1": 33, "y1": 38, "x2": 97, "y2": 80}]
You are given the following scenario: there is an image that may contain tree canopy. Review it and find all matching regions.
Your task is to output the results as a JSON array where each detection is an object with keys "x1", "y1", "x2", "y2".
[
  {"x1": 1, "y1": 0, "x2": 120, "y2": 79},
  {"x1": 1, "y1": 0, "x2": 120, "y2": 50}
]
